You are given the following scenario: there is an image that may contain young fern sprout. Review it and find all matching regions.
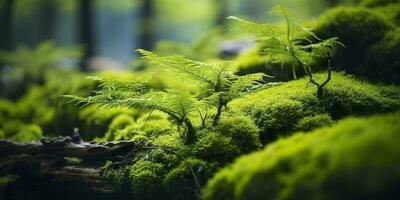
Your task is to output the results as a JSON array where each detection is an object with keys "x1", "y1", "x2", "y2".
[{"x1": 229, "y1": 5, "x2": 344, "y2": 98}]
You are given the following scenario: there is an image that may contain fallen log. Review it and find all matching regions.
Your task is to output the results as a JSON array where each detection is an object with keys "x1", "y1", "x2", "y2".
[{"x1": 0, "y1": 136, "x2": 135, "y2": 200}]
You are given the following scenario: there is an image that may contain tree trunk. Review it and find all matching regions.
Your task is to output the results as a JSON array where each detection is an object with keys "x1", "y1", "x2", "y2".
[
  {"x1": 0, "y1": 138, "x2": 135, "y2": 200},
  {"x1": 40, "y1": 0, "x2": 56, "y2": 42},
  {"x1": 139, "y1": 0, "x2": 155, "y2": 50},
  {"x1": 0, "y1": 0, "x2": 15, "y2": 51},
  {"x1": 79, "y1": 0, "x2": 94, "y2": 71}
]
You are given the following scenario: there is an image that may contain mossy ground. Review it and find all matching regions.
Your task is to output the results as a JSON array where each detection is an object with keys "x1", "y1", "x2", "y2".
[
  {"x1": 203, "y1": 112, "x2": 400, "y2": 200},
  {"x1": 230, "y1": 72, "x2": 400, "y2": 143}
]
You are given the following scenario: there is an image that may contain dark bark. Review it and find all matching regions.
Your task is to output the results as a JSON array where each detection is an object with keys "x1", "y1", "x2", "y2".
[
  {"x1": 79, "y1": 0, "x2": 94, "y2": 71},
  {"x1": 0, "y1": 0, "x2": 15, "y2": 51},
  {"x1": 183, "y1": 118, "x2": 196, "y2": 145},
  {"x1": 0, "y1": 137, "x2": 135, "y2": 200},
  {"x1": 139, "y1": 0, "x2": 155, "y2": 50}
]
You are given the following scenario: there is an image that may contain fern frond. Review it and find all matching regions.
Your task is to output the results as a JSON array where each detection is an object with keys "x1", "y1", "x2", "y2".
[
  {"x1": 227, "y1": 16, "x2": 283, "y2": 38},
  {"x1": 137, "y1": 49, "x2": 217, "y2": 87}
]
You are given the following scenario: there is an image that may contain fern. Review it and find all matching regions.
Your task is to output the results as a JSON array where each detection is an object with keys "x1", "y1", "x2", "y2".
[
  {"x1": 137, "y1": 49, "x2": 271, "y2": 125},
  {"x1": 66, "y1": 49, "x2": 276, "y2": 144},
  {"x1": 65, "y1": 78, "x2": 199, "y2": 144},
  {"x1": 229, "y1": 5, "x2": 344, "y2": 97}
]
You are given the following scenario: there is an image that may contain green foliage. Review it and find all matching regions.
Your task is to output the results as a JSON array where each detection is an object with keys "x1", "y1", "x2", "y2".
[
  {"x1": 360, "y1": 0, "x2": 400, "y2": 7},
  {"x1": 235, "y1": 48, "x2": 298, "y2": 81},
  {"x1": 364, "y1": 28, "x2": 400, "y2": 83},
  {"x1": 129, "y1": 160, "x2": 166, "y2": 198},
  {"x1": 231, "y1": 72, "x2": 400, "y2": 143},
  {"x1": 215, "y1": 115, "x2": 261, "y2": 154},
  {"x1": 79, "y1": 105, "x2": 139, "y2": 140},
  {"x1": 103, "y1": 113, "x2": 174, "y2": 142},
  {"x1": 0, "y1": 41, "x2": 82, "y2": 99},
  {"x1": 313, "y1": 6, "x2": 395, "y2": 79},
  {"x1": 67, "y1": 50, "x2": 269, "y2": 144},
  {"x1": 101, "y1": 114, "x2": 135, "y2": 141},
  {"x1": 0, "y1": 120, "x2": 43, "y2": 142},
  {"x1": 372, "y1": 3, "x2": 400, "y2": 25},
  {"x1": 230, "y1": 5, "x2": 343, "y2": 97},
  {"x1": 194, "y1": 131, "x2": 241, "y2": 164},
  {"x1": 203, "y1": 112, "x2": 400, "y2": 200},
  {"x1": 164, "y1": 157, "x2": 216, "y2": 199},
  {"x1": 294, "y1": 114, "x2": 333, "y2": 132}
]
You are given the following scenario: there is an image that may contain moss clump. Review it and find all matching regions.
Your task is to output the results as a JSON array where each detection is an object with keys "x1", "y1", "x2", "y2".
[
  {"x1": 194, "y1": 115, "x2": 261, "y2": 165},
  {"x1": 364, "y1": 28, "x2": 400, "y2": 83},
  {"x1": 101, "y1": 114, "x2": 135, "y2": 141},
  {"x1": 203, "y1": 112, "x2": 400, "y2": 200},
  {"x1": 78, "y1": 105, "x2": 139, "y2": 139},
  {"x1": 215, "y1": 115, "x2": 261, "y2": 154},
  {"x1": 234, "y1": 48, "x2": 297, "y2": 81},
  {"x1": 294, "y1": 114, "x2": 334, "y2": 132},
  {"x1": 129, "y1": 160, "x2": 166, "y2": 198},
  {"x1": 194, "y1": 131, "x2": 241, "y2": 164},
  {"x1": 102, "y1": 112, "x2": 173, "y2": 142},
  {"x1": 230, "y1": 72, "x2": 400, "y2": 143},
  {"x1": 313, "y1": 6, "x2": 394, "y2": 76}
]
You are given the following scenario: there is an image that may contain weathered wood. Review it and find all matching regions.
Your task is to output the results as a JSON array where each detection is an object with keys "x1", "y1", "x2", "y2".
[{"x1": 0, "y1": 137, "x2": 135, "y2": 200}]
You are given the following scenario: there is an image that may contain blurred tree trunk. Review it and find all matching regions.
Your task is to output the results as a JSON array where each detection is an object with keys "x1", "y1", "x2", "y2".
[
  {"x1": 79, "y1": 0, "x2": 94, "y2": 71},
  {"x1": 40, "y1": 0, "x2": 56, "y2": 41},
  {"x1": 0, "y1": 0, "x2": 15, "y2": 51},
  {"x1": 215, "y1": 0, "x2": 228, "y2": 31},
  {"x1": 139, "y1": 0, "x2": 155, "y2": 50}
]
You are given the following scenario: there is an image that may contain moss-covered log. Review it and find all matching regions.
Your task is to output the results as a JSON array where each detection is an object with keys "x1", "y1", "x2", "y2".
[{"x1": 0, "y1": 137, "x2": 135, "y2": 200}]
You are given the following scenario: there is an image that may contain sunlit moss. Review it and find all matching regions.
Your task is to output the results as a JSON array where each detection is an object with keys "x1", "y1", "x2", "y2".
[
  {"x1": 313, "y1": 6, "x2": 394, "y2": 76},
  {"x1": 294, "y1": 114, "x2": 334, "y2": 132},
  {"x1": 79, "y1": 105, "x2": 139, "y2": 139},
  {"x1": 203, "y1": 112, "x2": 400, "y2": 200},
  {"x1": 234, "y1": 48, "x2": 296, "y2": 81},
  {"x1": 230, "y1": 72, "x2": 400, "y2": 143},
  {"x1": 215, "y1": 115, "x2": 261, "y2": 154}
]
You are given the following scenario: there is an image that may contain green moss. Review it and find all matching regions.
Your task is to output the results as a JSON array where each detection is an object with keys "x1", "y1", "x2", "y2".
[
  {"x1": 203, "y1": 112, "x2": 400, "y2": 200},
  {"x1": 313, "y1": 6, "x2": 394, "y2": 76},
  {"x1": 102, "y1": 114, "x2": 135, "y2": 141},
  {"x1": 215, "y1": 115, "x2": 261, "y2": 154},
  {"x1": 104, "y1": 112, "x2": 173, "y2": 142},
  {"x1": 129, "y1": 160, "x2": 166, "y2": 198},
  {"x1": 79, "y1": 105, "x2": 139, "y2": 139},
  {"x1": 294, "y1": 114, "x2": 334, "y2": 132},
  {"x1": 234, "y1": 47, "x2": 302, "y2": 81},
  {"x1": 163, "y1": 158, "x2": 216, "y2": 199},
  {"x1": 364, "y1": 28, "x2": 400, "y2": 83},
  {"x1": 102, "y1": 161, "x2": 131, "y2": 192},
  {"x1": 230, "y1": 72, "x2": 400, "y2": 143},
  {"x1": 11, "y1": 124, "x2": 42, "y2": 142},
  {"x1": 1, "y1": 120, "x2": 42, "y2": 142},
  {"x1": 194, "y1": 131, "x2": 240, "y2": 164}
]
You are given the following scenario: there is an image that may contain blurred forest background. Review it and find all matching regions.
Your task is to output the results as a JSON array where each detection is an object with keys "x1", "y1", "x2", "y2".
[{"x1": 0, "y1": 0, "x2": 358, "y2": 70}]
